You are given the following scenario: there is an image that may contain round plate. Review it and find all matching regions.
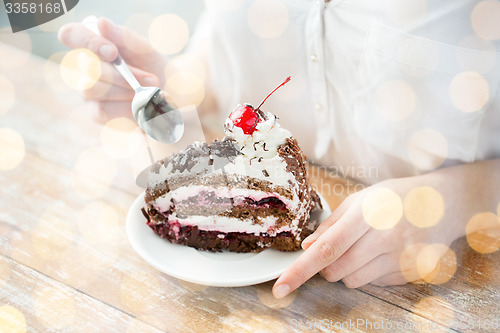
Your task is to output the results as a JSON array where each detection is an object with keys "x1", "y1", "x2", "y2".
[{"x1": 126, "y1": 192, "x2": 331, "y2": 287}]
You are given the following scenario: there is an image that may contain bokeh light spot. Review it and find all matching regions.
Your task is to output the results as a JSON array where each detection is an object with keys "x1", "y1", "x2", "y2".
[
  {"x1": 404, "y1": 186, "x2": 445, "y2": 228},
  {"x1": 164, "y1": 55, "x2": 207, "y2": 107},
  {"x1": 362, "y1": 188, "x2": 403, "y2": 230},
  {"x1": 422, "y1": 244, "x2": 457, "y2": 285},
  {"x1": 167, "y1": 72, "x2": 204, "y2": 96},
  {"x1": 165, "y1": 72, "x2": 205, "y2": 107},
  {"x1": 33, "y1": 286, "x2": 76, "y2": 329},
  {"x1": 71, "y1": 147, "x2": 117, "y2": 199},
  {"x1": 471, "y1": 0, "x2": 500, "y2": 40},
  {"x1": 449, "y1": 71, "x2": 489, "y2": 113},
  {"x1": 247, "y1": 0, "x2": 289, "y2": 39},
  {"x1": 0, "y1": 76, "x2": 15, "y2": 115},
  {"x1": 78, "y1": 202, "x2": 120, "y2": 245},
  {"x1": 0, "y1": 128, "x2": 25, "y2": 171},
  {"x1": 408, "y1": 128, "x2": 448, "y2": 171},
  {"x1": 466, "y1": 212, "x2": 500, "y2": 254},
  {"x1": 60, "y1": 49, "x2": 102, "y2": 91},
  {"x1": 0, "y1": 305, "x2": 26, "y2": 333},
  {"x1": 100, "y1": 117, "x2": 138, "y2": 158},
  {"x1": 415, "y1": 244, "x2": 448, "y2": 280},
  {"x1": 375, "y1": 80, "x2": 416, "y2": 121},
  {"x1": 149, "y1": 14, "x2": 189, "y2": 55}
]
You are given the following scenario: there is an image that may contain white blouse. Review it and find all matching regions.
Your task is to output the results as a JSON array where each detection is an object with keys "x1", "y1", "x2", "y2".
[{"x1": 189, "y1": 0, "x2": 500, "y2": 184}]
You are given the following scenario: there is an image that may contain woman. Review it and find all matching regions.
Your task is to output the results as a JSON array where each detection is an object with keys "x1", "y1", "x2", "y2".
[{"x1": 58, "y1": 0, "x2": 500, "y2": 298}]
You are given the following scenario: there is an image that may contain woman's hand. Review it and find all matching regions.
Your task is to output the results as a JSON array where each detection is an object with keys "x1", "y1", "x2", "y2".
[
  {"x1": 58, "y1": 17, "x2": 166, "y2": 121},
  {"x1": 271, "y1": 158, "x2": 500, "y2": 299}
]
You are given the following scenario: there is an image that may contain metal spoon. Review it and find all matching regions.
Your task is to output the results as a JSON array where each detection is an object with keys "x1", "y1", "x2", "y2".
[{"x1": 82, "y1": 16, "x2": 184, "y2": 144}]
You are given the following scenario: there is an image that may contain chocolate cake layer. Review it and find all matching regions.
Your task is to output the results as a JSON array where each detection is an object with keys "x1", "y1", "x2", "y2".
[{"x1": 147, "y1": 219, "x2": 313, "y2": 252}]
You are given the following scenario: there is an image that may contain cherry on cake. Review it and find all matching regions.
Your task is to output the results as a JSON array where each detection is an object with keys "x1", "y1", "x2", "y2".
[{"x1": 142, "y1": 77, "x2": 322, "y2": 252}]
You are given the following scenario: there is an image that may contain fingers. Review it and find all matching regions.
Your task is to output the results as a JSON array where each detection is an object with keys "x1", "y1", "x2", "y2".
[
  {"x1": 58, "y1": 22, "x2": 118, "y2": 62},
  {"x1": 340, "y1": 254, "x2": 400, "y2": 288},
  {"x1": 273, "y1": 211, "x2": 369, "y2": 298},
  {"x1": 97, "y1": 18, "x2": 159, "y2": 70},
  {"x1": 302, "y1": 193, "x2": 358, "y2": 250},
  {"x1": 319, "y1": 230, "x2": 384, "y2": 282}
]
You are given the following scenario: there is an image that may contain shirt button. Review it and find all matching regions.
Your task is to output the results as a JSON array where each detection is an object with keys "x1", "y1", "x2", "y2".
[
  {"x1": 310, "y1": 53, "x2": 318, "y2": 62},
  {"x1": 315, "y1": 103, "x2": 323, "y2": 111}
]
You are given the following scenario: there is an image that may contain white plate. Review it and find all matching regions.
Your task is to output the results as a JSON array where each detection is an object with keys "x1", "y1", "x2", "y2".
[{"x1": 126, "y1": 192, "x2": 331, "y2": 287}]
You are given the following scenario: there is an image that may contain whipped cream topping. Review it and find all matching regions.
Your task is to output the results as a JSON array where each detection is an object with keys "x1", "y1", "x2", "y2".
[
  {"x1": 148, "y1": 108, "x2": 295, "y2": 188},
  {"x1": 224, "y1": 108, "x2": 292, "y2": 159},
  {"x1": 153, "y1": 185, "x2": 298, "y2": 212}
]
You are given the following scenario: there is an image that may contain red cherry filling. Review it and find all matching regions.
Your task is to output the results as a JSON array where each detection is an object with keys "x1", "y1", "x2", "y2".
[{"x1": 228, "y1": 104, "x2": 260, "y2": 135}]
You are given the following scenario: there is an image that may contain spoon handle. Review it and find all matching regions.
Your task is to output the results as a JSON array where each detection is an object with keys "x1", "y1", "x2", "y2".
[
  {"x1": 82, "y1": 16, "x2": 141, "y2": 91},
  {"x1": 112, "y1": 56, "x2": 141, "y2": 91}
]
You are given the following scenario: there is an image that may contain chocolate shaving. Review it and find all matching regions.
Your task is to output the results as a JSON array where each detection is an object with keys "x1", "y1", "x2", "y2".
[
  {"x1": 262, "y1": 169, "x2": 269, "y2": 177},
  {"x1": 224, "y1": 123, "x2": 233, "y2": 133},
  {"x1": 248, "y1": 121, "x2": 259, "y2": 133},
  {"x1": 263, "y1": 142, "x2": 268, "y2": 152},
  {"x1": 258, "y1": 157, "x2": 263, "y2": 163},
  {"x1": 148, "y1": 137, "x2": 240, "y2": 175},
  {"x1": 208, "y1": 158, "x2": 214, "y2": 166},
  {"x1": 141, "y1": 207, "x2": 149, "y2": 220},
  {"x1": 256, "y1": 109, "x2": 268, "y2": 120}
]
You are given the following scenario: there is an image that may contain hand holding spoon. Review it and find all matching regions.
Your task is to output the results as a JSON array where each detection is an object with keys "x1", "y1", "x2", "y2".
[{"x1": 82, "y1": 16, "x2": 184, "y2": 144}]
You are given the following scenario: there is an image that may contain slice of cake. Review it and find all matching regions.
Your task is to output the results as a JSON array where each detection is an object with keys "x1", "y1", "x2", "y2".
[{"x1": 142, "y1": 77, "x2": 322, "y2": 252}]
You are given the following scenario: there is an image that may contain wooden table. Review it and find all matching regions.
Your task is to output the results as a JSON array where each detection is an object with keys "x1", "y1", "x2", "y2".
[{"x1": 1, "y1": 42, "x2": 499, "y2": 333}]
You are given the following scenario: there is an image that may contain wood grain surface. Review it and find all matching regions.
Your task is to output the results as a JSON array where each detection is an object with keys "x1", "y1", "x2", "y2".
[{"x1": 0, "y1": 43, "x2": 499, "y2": 333}]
